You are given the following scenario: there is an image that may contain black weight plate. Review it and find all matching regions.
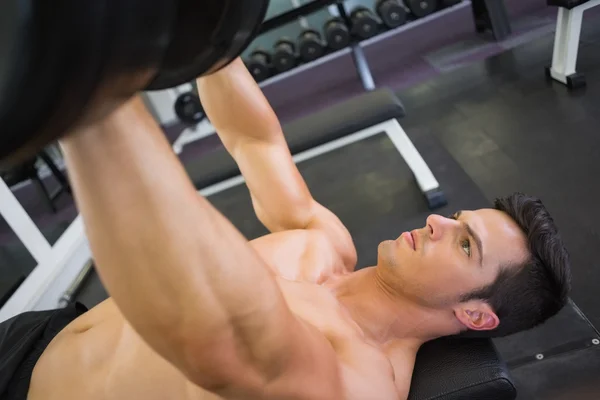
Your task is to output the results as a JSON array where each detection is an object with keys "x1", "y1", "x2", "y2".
[
  {"x1": 272, "y1": 39, "x2": 296, "y2": 72},
  {"x1": 147, "y1": 0, "x2": 269, "y2": 90},
  {"x1": 0, "y1": 0, "x2": 111, "y2": 165},
  {"x1": 247, "y1": 61, "x2": 270, "y2": 81},
  {"x1": 0, "y1": 0, "x2": 22, "y2": 129},
  {"x1": 299, "y1": 29, "x2": 322, "y2": 40},
  {"x1": 324, "y1": 18, "x2": 350, "y2": 50},
  {"x1": 275, "y1": 37, "x2": 296, "y2": 53},
  {"x1": 247, "y1": 50, "x2": 271, "y2": 81},
  {"x1": 251, "y1": 49, "x2": 271, "y2": 64},
  {"x1": 405, "y1": 0, "x2": 438, "y2": 18},
  {"x1": 325, "y1": 27, "x2": 350, "y2": 50},
  {"x1": 0, "y1": 0, "x2": 177, "y2": 166},
  {"x1": 350, "y1": 6, "x2": 372, "y2": 20},
  {"x1": 354, "y1": 17, "x2": 379, "y2": 39},
  {"x1": 174, "y1": 93, "x2": 205, "y2": 125},
  {"x1": 378, "y1": 0, "x2": 407, "y2": 28},
  {"x1": 299, "y1": 41, "x2": 325, "y2": 62},
  {"x1": 272, "y1": 55, "x2": 296, "y2": 73}
]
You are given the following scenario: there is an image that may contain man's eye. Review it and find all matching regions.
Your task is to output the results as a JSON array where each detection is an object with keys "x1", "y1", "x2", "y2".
[{"x1": 461, "y1": 239, "x2": 471, "y2": 257}]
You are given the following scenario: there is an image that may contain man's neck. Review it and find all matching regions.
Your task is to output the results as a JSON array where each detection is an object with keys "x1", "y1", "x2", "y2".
[{"x1": 327, "y1": 267, "x2": 460, "y2": 346}]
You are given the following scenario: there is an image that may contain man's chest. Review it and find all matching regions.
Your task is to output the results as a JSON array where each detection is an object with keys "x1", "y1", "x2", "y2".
[{"x1": 275, "y1": 279, "x2": 403, "y2": 399}]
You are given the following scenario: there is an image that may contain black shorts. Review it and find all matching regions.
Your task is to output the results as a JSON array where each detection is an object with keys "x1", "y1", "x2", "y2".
[{"x1": 0, "y1": 302, "x2": 88, "y2": 400}]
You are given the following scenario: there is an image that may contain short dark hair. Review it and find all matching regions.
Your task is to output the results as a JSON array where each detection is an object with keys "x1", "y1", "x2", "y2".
[{"x1": 460, "y1": 193, "x2": 571, "y2": 338}]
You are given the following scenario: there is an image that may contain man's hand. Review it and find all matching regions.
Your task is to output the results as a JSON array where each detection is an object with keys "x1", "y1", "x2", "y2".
[
  {"x1": 59, "y1": 97, "x2": 343, "y2": 398},
  {"x1": 197, "y1": 59, "x2": 357, "y2": 270}
]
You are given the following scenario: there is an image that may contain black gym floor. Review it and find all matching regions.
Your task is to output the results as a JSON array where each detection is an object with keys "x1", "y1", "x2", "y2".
[{"x1": 3, "y1": 3, "x2": 600, "y2": 399}]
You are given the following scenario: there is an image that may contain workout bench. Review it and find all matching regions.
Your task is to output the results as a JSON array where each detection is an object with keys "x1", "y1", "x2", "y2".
[
  {"x1": 546, "y1": 0, "x2": 600, "y2": 89},
  {"x1": 189, "y1": 88, "x2": 446, "y2": 210},
  {"x1": 186, "y1": 89, "x2": 516, "y2": 399}
]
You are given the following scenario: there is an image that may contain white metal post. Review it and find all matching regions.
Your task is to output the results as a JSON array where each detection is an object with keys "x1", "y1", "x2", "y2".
[{"x1": 0, "y1": 178, "x2": 52, "y2": 264}]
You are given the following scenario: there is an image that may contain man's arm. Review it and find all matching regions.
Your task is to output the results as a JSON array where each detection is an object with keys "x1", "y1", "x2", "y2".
[
  {"x1": 60, "y1": 98, "x2": 343, "y2": 398},
  {"x1": 197, "y1": 59, "x2": 356, "y2": 269}
]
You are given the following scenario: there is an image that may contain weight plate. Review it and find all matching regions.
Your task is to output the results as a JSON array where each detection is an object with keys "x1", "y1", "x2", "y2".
[
  {"x1": 275, "y1": 37, "x2": 296, "y2": 53},
  {"x1": 299, "y1": 29, "x2": 322, "y2": 40},
  {"x1": 378, "y1": 1, "x2": 407, "y2": 28},
  {"x1": 405, "y1": 0, "x2": 438, "y2": 19},
  {"x1": 1, "y1": 0, "x2": 175, "y2": 165},
  {"x1": 350, "y1": 6, "x2": 372, "y2": 20},
  {"x1": 174, "y1": 93, "x2": 205, "y2": 125},
  {"x1": 147, "y1": 0, "x2": 269, "y2": 90},
  {"x1": 324, "y1": 18, "x2": 350, "y2": 50},
  {"x1": 325, "y1": 27, "x2": 350, "y2": 50},
  {"x1": 272, "y1": 55, "x2": 296, "y2": 73},
  {"x1": 299, "y1": 41, "x2": 324, "y2": 62},
  {"x1": 247, "y1": 50, "x2": 271, "y2": 81},
  {"x1": 271, "y1": 46, "x2": 296, "y2": 72},
  {"x1": 354, "y1": 19, "x2": 379, "y2": 39},
  {"x1": 272, "y1": 37, "x2": 296, "y2": 72}
]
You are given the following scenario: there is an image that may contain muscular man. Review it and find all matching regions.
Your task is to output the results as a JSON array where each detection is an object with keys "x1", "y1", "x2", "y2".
[{"x1": 1, "y1": 58, "x2": 571, "y2": 400}]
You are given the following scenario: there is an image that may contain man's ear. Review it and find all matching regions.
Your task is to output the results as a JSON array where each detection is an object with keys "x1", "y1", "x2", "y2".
[{"x1": 454, "y1": 301, "x2": 499, "y2": 332}]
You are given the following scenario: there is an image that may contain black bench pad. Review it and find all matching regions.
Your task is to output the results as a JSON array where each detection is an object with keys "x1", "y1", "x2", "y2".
[{"x1": 409, "y1": 337, "x2": 516, "y2": 400}]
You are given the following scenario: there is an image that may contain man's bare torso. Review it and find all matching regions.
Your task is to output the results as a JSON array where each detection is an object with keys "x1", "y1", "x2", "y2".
[{"x1": 27, "y1": 231, "x2": 417, "y2": 400}]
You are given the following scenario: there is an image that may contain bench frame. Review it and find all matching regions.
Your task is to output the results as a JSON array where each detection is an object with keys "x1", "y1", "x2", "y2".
[
  {"x1": 200, "y1": 118, "x2": 442, "y2": 202},
  {"x1": 546, "y1": 0, "x2": 600, "y2": 89}
]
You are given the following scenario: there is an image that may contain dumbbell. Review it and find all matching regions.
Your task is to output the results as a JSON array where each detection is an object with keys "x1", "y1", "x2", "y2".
[
  {"x1": 174, "y1": 92, "x2": 205, "y2": 126},
  {"x1": 272, "y1": 38, "x2": 297, "y2": 73},
  {"x1": 246, "y1": 49, "x2": 272, "y2": 82},
  {"x1": 376, "y1": 0, "x2": 408, "y2": 29},
  {"x1": 350, "y1": 6, "x2": 381, "y2": 39},
  {"x1": 323, "y1": 17, "x2": 351, "y2": 51},
  {"x1": 0, "y1": 0, "x2": 270, "y2": 166},
  {"x1": 298, "y1": 29, "x2": 326, "y2": 63},
  {"x1": 404, "y1": 0, "x2": 438, "y2": 19}
]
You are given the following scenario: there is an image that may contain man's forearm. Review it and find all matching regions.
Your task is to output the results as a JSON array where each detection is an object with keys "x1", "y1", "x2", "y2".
[
  {"x1": 196, "y1": 58, "x2": 284, "y2": 149},
  {"x1": 60, "y1": 97, "x2": 292, "y2": 385}
]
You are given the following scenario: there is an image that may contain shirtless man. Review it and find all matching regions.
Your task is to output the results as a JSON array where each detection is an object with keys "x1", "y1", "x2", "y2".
[{"x1": 1, "y1": 58, "x2": 571, "y2": 400}]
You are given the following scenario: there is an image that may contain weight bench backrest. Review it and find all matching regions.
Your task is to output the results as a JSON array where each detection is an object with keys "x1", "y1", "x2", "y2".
[
  {"x1": 409, "y1": 337, "x2": 516, "y2": 400},
  {"x1": 187, "y1": 88, "x2": 406, "y2": 190}
]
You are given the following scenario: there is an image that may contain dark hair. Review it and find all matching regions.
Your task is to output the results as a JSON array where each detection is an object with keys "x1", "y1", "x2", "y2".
[{"x1": 460, "y1": 193, "x2": 571, "y2": 338}]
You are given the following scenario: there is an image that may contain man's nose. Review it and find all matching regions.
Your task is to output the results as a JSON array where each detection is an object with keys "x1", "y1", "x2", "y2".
[{"x1": 426, "y1": 214, "x2": 458, "y2": 241}]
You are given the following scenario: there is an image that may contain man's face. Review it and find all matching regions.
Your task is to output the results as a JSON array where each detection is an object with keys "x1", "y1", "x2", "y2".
[{"x1": 377, "y1": 209, "x2": 529, "y2": 312}]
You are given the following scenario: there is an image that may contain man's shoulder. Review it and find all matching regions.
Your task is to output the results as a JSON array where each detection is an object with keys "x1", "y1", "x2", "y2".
[{"x1": 250, "y1": 228, "x2": 354, "y2": 283}]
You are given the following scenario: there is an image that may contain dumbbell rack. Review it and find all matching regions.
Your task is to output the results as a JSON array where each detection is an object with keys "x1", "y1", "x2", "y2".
[
  {"x1": 169, "y1": 0, "x2": 511, "y2": 154},
  {"x1": 259, "y1": 0, "x2": 378, "y2": 91}
]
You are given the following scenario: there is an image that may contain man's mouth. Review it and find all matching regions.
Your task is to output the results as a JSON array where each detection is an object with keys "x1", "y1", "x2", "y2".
[{"x1": 402, "y1": 231, "x2": 416, "y2": 251}]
